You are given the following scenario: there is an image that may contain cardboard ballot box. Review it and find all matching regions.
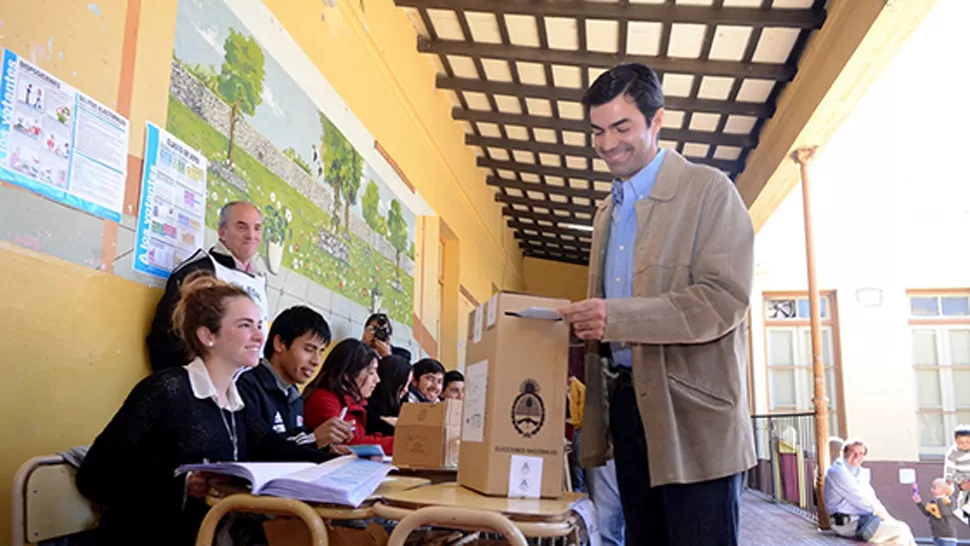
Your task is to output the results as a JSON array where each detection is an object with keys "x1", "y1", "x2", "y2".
[
  {"x1": 392, "y1": 399, "x2": 462, "y2": 469},
  {"x1": 457, "y1": 292, "x2": 569, "y2": 499}
]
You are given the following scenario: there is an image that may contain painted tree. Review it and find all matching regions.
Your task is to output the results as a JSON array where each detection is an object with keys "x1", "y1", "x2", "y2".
[
  {"x1": 387, "y1": 199, "x2": 408, "y2": 282},
  {"x1": 361, "y1": 180, "x2": 382, "y2": 233},
  {"x1": 320, "y1": 113, "x2": 363, "y2": 232},
  {"x1": 216, "y1": 28, "x2": 265, "y2": 166}
]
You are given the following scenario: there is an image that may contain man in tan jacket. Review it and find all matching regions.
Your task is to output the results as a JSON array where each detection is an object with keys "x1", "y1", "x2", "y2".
[{"x1": 559, "y1": 63, "x2": 755, "y2": 545}]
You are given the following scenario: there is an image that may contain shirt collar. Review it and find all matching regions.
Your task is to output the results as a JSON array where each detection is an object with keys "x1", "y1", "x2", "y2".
[
  {"x1": 185, "y1": 357, "x2": 246, "y2": 412},
  {"x1": 611, "y1": 148, "x2": 667, "y2": 208},
  {"x1": 211, "y1": 241, "x2": 263, "y2": 276},
  {"x1": 261, "y1": 359, "x2": 302, "y2": 403}
]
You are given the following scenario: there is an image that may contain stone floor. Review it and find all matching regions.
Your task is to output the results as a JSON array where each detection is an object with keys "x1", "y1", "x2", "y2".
[{"x1": 740, "y1": 491, "x2": 858, "y2": 546}]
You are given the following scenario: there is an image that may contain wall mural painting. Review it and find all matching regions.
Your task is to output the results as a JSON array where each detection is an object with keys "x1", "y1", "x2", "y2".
[{"x1": 167, "y1": 0, "x2": 415, "y2": 326}]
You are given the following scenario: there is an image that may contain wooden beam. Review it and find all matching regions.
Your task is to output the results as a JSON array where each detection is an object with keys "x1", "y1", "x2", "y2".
[
  {"x1": 396, "y1": 0, "x2": 824, "y2": 29},
  {"x1": 467, "y1": 134, "x2": 739, "y2": 172},
  {"x1": 507, "y1": 219, "x2": 594, "y2": 239},
  {"x1": 502, "y1": 206, "x2": 596, "y2": 228},
  {"x1": 496, "y1": 193, "x2": 595, "y2": 214},
  {"x1": 456, "y1": 109, "x2": 754, "y2": 147},
  {"x1": 522, "y1": 249, "x2": 590, "y2": 266},
  {"x1": 738, "y1": 0, "x2": 938, "y2": 230},
  {"x1": 519, "y1": 240, "x2": 590, "y2": 260},
  {"x1": 419, "y1": 38, "x2": 796, "y2": 80},
  {"x1": 513, "y1": 230, "x2": 593, "y2": 250},
  {"x1": 488, "y1": 176, "x2": 608, "y2": 200},
  {"x1": 478, "y1": 158, "x2": 614, "y2": 182},
  {"x1": 437, "y1": 76, "x2": 774, "y2": 117}
]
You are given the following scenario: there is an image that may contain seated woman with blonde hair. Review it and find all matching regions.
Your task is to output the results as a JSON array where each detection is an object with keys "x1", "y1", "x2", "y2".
[{"x1": 77, "y1": 272, "x2": 340, "y2": 546}]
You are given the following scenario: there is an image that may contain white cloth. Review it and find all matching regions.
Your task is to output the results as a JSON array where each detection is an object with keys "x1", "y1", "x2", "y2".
[
  {"x1": 185, "y1": 357, "x2": 245, "y2": 411},
  {"x1": 944, "y1": 445, "x2": 970, "y2": 482},
  {"x1": 210, "y1": 253, "x2": 269, "y2": 346}
]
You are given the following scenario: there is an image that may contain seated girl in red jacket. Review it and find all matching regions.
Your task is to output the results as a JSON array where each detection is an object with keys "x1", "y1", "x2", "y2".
[{"x1": 303, "y1": 338, "x2": 394, "y2": 454}]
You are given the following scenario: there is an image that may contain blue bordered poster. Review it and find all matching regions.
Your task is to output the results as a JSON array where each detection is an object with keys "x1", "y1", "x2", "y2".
[
  {"x1": 133, "y1": 122, "x2": 207, "y2": 279},
  {"x1": 0, "y1": 48, "x2": 129, "y2": 223}
]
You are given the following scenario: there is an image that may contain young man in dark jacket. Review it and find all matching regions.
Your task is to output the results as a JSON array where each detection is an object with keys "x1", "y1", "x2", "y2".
[{"x1": 237, "y1": 305, "x2": 352, "y2": 448}]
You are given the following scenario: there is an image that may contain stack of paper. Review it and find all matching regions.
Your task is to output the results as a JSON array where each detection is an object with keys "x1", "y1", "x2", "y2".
[{"x1": 177, "y1": 456, "x2": 394, "y2": 507}]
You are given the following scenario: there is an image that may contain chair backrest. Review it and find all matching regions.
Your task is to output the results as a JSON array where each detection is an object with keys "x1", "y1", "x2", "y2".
[{"x1": 12, "y1": 455, "x2": 99, "y2": 546}]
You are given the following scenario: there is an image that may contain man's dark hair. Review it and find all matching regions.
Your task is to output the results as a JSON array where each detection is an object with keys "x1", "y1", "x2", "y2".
[
  {"x1": 581, "y1": 62, "x2": 664, "y2": 125},
  {"x1": 955, "y1": 425, "x2": 970, "y2": 439},
  {"x1": 443, "y1": 370, "x2": 464, "y2": 390},
  {"x1": 264, "y1": 305, "x2": 332, "y2": 360},
  {"x1": 413, "y1": 358, "x2": 446, "y2": 380}
]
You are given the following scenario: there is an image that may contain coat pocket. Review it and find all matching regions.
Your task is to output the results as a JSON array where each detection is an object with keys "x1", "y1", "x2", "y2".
[{"x1": 667, "y1": 373, "x2": 734, "y2": 408}]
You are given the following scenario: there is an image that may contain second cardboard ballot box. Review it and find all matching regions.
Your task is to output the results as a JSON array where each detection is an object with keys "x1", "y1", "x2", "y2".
[
  {"x1": 392, "y1": 399, "x2": 462, "y2": 469},
  {"x1": 458, "y1": 292, "x2": 569, "y2": 498}
]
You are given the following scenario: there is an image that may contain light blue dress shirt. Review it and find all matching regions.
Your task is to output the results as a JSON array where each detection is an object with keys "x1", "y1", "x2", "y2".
[{"x1": 603, "y1": 149, "x2": 665, "y2": 368}]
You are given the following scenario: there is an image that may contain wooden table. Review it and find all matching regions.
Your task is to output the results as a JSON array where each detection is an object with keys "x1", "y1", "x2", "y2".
[
  {"x1": 391, "y1": 465, "x2": 458, "y2": 484},
  {"x1": 196, "y1": 475, "x2": 431, "y2": 546},
  {"x1": 373, "y1": 482, "x2": 586, "y2": 545}
]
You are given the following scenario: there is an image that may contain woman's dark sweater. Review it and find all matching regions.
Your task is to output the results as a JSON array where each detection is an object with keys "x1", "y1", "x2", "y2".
[{"x1": 76, "y1": 366, "x2": 336, "y2": 546}]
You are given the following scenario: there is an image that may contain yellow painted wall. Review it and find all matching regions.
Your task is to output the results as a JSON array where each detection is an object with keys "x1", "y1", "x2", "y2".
[
  {"x1": 0, "y1": 0, "x2": 536, "y2": 538},
  {"x1": 524, "y1": 257, "x2": 590, "y2": 303}
]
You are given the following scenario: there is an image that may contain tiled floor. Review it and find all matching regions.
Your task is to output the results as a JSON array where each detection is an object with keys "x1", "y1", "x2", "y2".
[{"x1": 741, "y1": 491, "x2": 854, "y2": 546}]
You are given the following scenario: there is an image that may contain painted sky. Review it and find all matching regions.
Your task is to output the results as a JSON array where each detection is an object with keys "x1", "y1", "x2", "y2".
[{"x1": 172, "y1": 0, "x2": 415, "y2": 235}]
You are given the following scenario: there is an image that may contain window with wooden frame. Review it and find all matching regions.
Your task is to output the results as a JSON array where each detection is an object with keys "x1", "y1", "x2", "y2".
[
  {"x1": 909, "y1": 291, "x2": 970, "y2": 454},
  {"x1": 763, "y1": 292, "x2": 843, "y2": 437}
]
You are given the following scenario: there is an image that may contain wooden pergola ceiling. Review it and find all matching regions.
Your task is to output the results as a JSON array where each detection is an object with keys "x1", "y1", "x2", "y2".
[{"x1": 395, "y1": 0, "x2": 826, "y2": 266}]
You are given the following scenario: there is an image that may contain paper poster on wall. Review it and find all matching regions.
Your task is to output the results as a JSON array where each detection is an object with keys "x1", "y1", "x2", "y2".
[
  {"x1": 133, "y1": 122, "x2": 207, "y2": 278},
  {"x1": 0, "y1": 48, "x2": 129, "y2": 223}
]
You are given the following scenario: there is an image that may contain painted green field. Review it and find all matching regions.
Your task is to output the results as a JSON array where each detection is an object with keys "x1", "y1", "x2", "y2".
[{"x1": 166, "y1": 95, "x2": 413, "y2": 325}]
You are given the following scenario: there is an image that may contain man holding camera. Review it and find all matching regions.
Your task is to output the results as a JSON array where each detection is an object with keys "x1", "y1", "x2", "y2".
[{"x1": 362, "y1": 313, "x2": 412, "y2": 361}]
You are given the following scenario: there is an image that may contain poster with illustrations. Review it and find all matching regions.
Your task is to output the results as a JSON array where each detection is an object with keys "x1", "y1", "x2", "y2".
[
  {"x1": 133, "y1": 122, "x2": 207, "y2": 278},
  {"x1": 167, "y1": 0, "x2": 416, "y2": 326},
  {"x1": 0, "y1": 48, "x2": 130, "y2": 223}
]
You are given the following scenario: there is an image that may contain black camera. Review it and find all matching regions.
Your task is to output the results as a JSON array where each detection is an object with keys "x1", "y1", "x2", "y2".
[{"x1": 372, "y1": 315, "x2": 391, "y2": 342}]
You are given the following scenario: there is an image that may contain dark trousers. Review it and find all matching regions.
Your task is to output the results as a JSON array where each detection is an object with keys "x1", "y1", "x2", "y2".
[{"x1": 611, "y1": 373, "x2": 742, "y2": 546}]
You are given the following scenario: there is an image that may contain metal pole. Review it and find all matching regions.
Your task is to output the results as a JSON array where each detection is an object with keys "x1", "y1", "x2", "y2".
[{"x1": 791, "y1": 146, "x2": 831, "y2": 530}]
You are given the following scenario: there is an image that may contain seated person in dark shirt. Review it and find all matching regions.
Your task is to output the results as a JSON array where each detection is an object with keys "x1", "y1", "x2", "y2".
[
  {"x1": 237, "y1": 305, "x2": 353, "y2": 448},
  {"x1": 76, "y1": 272, "x2": 339, "y2": 546},
  {"x1": 366, "y1": 354, "x2": 413, "y2": 436},
  {"x1": 362, "y1": 312, "x2": 412, "y2": 361},
  {"x1": 441, "y1": 370, "x2": 465, "y2": 400},
  {"x1": 404, "y1": 358, "x2": 445, "y2": 403}
]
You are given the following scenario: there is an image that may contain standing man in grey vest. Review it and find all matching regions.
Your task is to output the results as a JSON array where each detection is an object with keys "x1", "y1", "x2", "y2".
[{"x1": 558, "y1": 63, "x2": 756, "y2": 545}]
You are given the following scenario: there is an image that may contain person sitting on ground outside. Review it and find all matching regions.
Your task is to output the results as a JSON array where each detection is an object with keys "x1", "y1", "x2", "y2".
[
  {"x1": 913, "y1": 478, "x2": 960, "y2": 546},
  {"x1": 236, "y1": 305, "x2": 353, "y2": 449},
  {"x1": 824, "y1": 438, "x2": 917, "y2": 545},
  {"x1": 361, "y1": 312, "x2": 412, "y2": 361},
  {"x1": 303, "y1": 338, "x2": 394, "y2": 454},
  {"x1": 147, "y1": 201, "x2": 269, "y2": 372},
  {"x1": 405, "y1": 358, "x2": 445, "y2": 403},
  {"x1": 441, "y1": 370, "x2": 465, "y2": 400},
  {"x1": 365, "y1": 354, "x2": 412, "y2": 437},
  {"x1": 77, "y1": 272, "x2": 339, "y2": 546}
]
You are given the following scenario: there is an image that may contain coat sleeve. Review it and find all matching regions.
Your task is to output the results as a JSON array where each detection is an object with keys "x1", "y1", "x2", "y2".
[
  {"x1": 304, "y1": 390, "x2": 343, "y2": 431},
  {"x1": 244, "y1": 409, "x2": 337, "y2": 464},
  {"x1": 76, "y1": 374, "x2": 169, "y2": 506},
  {"x1": 603, "y1": 174, "x2": 754, "y2": 345}
]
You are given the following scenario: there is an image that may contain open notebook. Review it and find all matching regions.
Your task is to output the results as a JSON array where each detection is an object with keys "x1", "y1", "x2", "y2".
[{"x1": 176, "y1": 456, "x2": 394, "y2": 507}]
